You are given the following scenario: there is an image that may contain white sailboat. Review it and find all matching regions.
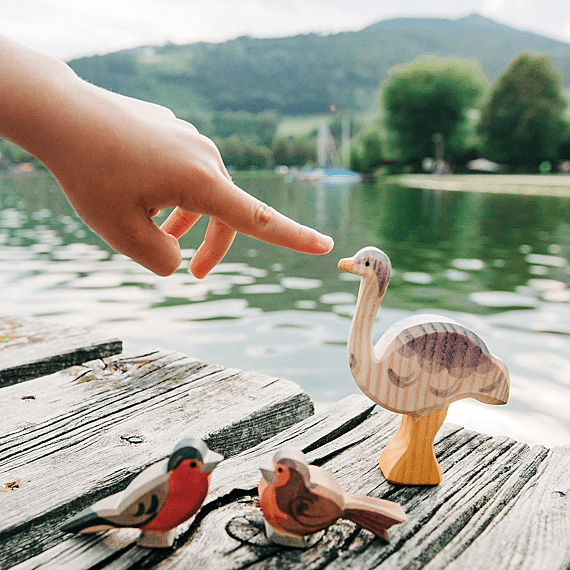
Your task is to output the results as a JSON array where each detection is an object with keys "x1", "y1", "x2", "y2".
[{"x1": 297, "y1": 121, "x2": 362, "y2": 186}]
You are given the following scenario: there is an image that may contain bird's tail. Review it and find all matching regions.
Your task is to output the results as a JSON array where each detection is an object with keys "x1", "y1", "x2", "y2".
[
  {"x1": 343, "y1": 494, "x2": 406, "y2": 542},
  {"x1": 60, "y1": 507, "x2": 117, "y2": 535}
]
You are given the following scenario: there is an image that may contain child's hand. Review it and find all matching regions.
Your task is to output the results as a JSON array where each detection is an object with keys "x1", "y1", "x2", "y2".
[
  {"x1": 46, "y1": 83, "x2": 334, "y2": 277},
  {"x1": 0, "y1": 36, "x2": 334, "y2": 277}
]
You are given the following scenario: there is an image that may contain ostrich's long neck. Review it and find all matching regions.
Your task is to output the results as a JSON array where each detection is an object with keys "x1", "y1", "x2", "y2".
[{"x1": 348, "y1": 275, "x2": 384, "y2": 391}]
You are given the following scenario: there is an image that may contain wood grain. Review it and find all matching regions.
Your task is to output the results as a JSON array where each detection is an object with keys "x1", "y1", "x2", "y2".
[
  {"x1": 0, "y1": 317, "x2": 122, "y2": 388},
  {"x1": 379, "y1": 407, "x2": 448, "y2": 485},
  {"x1": 7, "y1": 392, "x2": 568, "y2": 570},
  {"x1": 8, "y1": 395, "x2": 377, "y2": 570},
  {"x1": 1, "y1": 316, "x2": 567, "y2": 570},
  {"x1": 151, "y1": 411, "x2": 559, "y2": 570},
  {"x1": 426, "y1": 445, "x2": 570, "y2": 570},
  {"x1": 0, "y1": 348, "x2": 313, "y2": 569}
]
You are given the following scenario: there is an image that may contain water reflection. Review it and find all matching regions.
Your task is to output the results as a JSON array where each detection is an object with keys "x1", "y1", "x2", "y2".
[{"x1": 1, "y1": 172, "x2": 570, "y2": 447}]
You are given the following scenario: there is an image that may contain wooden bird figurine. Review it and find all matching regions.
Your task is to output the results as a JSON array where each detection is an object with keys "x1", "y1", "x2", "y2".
[
  {"x1": 338, "y1": 247, "x2": 510, "y2": 486},
  {"x1": 60, "y1": 438, "x2": 223, "y2": 548},
  {"x1": 258, "y1": 446, "x2": 406, "y2": 547}
]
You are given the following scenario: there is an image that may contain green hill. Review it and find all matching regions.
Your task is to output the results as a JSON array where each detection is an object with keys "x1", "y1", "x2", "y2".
[{"x1": 67, "y1": 13, "x2": 570, "y2": 120}]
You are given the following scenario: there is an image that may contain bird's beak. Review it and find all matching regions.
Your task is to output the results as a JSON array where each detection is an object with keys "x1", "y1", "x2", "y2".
[
  {"x1": 199, "y1": 449, "x2": 224, "y2": 474},
  {"x1": 338, "y1": 258, "x2": 355, "y2": 273},
  {"x1": 259, "y1": 459, "x2": 276, "y2": 484}
]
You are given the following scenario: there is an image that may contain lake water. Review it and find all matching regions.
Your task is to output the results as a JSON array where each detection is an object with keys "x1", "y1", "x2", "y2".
[{"x1": 2, "y1": 172, "x2": 570, "y2": 448}]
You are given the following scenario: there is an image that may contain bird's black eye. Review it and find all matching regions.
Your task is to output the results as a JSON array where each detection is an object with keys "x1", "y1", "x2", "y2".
[
  {"x1": 190, "y1": 461, "x2": 197, "y2": 469},
  {"x1": 365, "y1": 260, "x2": 370, "y2": 267},
  {"x1": 277, "y1": 467, "x2": 283, "y2": 473}
]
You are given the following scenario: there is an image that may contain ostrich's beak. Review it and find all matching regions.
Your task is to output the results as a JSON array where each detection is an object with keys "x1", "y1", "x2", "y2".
[{"x1": 338, "y1": 258, "x2": 355, "y2": 273}]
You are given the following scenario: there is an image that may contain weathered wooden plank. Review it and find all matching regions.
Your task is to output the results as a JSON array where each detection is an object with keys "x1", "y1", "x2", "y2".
[
  {"x1": 0, "y1": 348, "x2": 314, "y2": 569},
  {"x1": 144, "y1": 419, "x2": 528, "y2": 570},
  {"x1": 7, "y1": 395, "x2": 377, "y2": 570},
  {"x1": 158, "y1": 427, "x2": 552, "y2": 570},
  {"x1": 45, "y1": 403, "x2": 555, "y2": 570},
  {"x1": 0, "y1": 317, "x2": 122, "y2": 387},
  {"x1": 428, "y1": 445, "x2": 570, "y2": 570},
  {"x1": 7, "y1": 389, "x2": 565, "y2": 570}
]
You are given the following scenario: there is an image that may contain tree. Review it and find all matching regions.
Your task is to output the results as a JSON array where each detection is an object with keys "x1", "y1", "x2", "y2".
[
  {"x1": 381, "y1": 57, "x2": 486, "y2": 168},
  {"x1": 216, "y1": 136, "x2": 271, "y2": 171},
  {"x1": 478, "y1": 52, "x2": 567, "y2": 168},
  {"x1": 211, "y1": 110, "x2": 280, "y2": 147},
  {"x1": 350, "y1": 131, "x2": 384, "y2": 175},
  {"x1": 558, "y1": 120, "x2": 570, "y2": 161},
  {"x1": 271, "y1": 137, "x2": 316, "y2": 168}
]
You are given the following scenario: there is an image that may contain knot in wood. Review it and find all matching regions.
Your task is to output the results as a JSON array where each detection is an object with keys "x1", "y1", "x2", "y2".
[
  {"x1": 2, "y1": 481, "x2": 23, "y2": 491},
  {"x1": 225, "y1": 512, "x2": 272, "y2": 547},
  {"x1": 120, "y1": 435, "x2": 145, "y2": 445}
]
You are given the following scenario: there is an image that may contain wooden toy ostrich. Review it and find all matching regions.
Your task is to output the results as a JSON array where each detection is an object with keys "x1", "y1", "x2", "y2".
[{"x1": 338, "y1": 247, "x2": 510, "y2": 486}]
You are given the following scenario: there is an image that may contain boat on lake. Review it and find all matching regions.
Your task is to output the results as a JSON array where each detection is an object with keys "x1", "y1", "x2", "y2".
[
  {"x1": 297, "y1": 122, "x2": 362, "y2": 186},
  {"x1": 296, "y1": 166, "x2": 363, "y2": 185}
]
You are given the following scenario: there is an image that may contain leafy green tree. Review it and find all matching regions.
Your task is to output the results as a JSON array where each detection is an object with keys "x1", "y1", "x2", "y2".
[
  {"x1": 350, "y1": 131, "x2": 383, "y2": 174},
  {"x1": 271, "y1": 137, "x2": 316, "y2": 167},
  {"x1": 557, "y1": 120, "x2": 570, "y2": 161},
  {"x1": 381, "y1": 56, "x2": 486, "y2": 168},
  {"x1": 216, "y1": 136, "x2": 271, "y2": 170},
  {"x1": 328, "y1": 116, "x2": 361, "y2": 145},
  {"x1": 478, "y1": 52, "x2": 567, "y2": 168},
  {"x1": 211, "y1": 110, "x2": 280, "y2": 147}
]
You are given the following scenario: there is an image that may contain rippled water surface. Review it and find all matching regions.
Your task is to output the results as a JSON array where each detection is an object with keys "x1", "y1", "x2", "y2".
[{"x1": 2, "y1": 172, "x2": 570, "y2": 447}]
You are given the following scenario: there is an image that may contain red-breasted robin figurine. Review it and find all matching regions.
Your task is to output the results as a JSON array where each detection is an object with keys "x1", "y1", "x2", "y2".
[
  {"x1": 60, "y1": 438, "x2": 223, "y2": 548},
  {"x1": 258, "y1": 446, "x2": 406, "y2": 547}
]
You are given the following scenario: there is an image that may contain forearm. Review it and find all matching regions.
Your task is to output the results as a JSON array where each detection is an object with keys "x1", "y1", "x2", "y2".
[
  {"x1": 0, "y1": 35, "x2": 84, "y2": 167},
  {"x1": 0, "y1": 35, "x2": 159, "y2": 209}
]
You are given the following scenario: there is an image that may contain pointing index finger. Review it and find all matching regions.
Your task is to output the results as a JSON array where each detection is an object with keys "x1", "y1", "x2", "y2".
[{"x1": 208, "y1": 181, "x2": 334, "y2": 255}]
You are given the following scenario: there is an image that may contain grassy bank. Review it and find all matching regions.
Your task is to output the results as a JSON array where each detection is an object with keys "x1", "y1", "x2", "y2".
[{"x1": 392, "y1": 174, "x2": 570, "y2": 197}]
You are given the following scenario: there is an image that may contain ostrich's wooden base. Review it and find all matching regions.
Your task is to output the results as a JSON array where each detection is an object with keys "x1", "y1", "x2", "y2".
[{"x1": 379, "y1": 407, "x2": 448, "y2": 486}]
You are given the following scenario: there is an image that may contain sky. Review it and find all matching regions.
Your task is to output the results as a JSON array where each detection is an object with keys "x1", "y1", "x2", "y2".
[{"x1": 2, "y1": 0, "x2": 570, "y2": 61}]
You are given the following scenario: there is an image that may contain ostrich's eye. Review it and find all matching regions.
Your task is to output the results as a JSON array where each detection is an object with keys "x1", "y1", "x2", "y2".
[{"x1": 190, "y1": 461, "x2": 197, "y2": 469}]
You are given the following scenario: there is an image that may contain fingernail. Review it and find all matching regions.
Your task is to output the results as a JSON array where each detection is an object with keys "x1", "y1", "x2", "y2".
[{"x1": 318, "y1": 234, "x2": 334, "y2": 251}]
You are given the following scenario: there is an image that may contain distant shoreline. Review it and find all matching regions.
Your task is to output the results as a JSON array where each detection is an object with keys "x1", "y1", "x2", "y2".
[{"x1": 392, "y1": 174, "x2": 570, "y2": 197}]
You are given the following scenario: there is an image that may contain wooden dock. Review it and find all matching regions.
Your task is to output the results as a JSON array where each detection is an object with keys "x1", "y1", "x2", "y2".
[{"x1": 0, "y1": 317, "x2": 569, "y2": 570}]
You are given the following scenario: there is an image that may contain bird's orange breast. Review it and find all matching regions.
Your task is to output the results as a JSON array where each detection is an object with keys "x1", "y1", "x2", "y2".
[{"x1": 258, "y1": 477, "x2": 287, "y2": 529}]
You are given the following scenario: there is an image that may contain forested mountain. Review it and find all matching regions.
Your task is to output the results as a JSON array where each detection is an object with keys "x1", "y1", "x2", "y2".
[{"x1": 68, "y1": 13, "x2": 570, "y2": 119}]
